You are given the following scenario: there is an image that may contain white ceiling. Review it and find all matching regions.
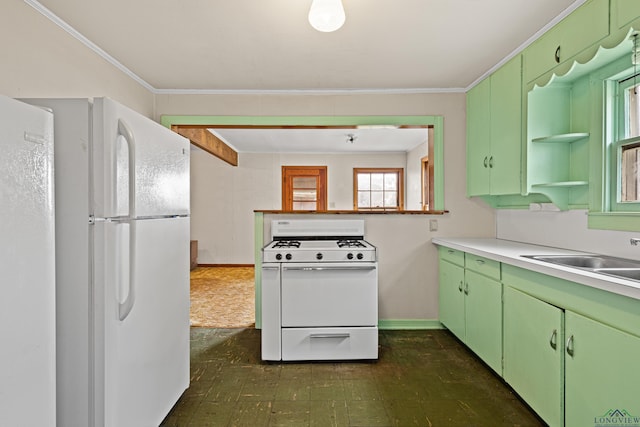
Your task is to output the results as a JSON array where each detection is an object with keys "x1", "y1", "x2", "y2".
[
  {"x1": 210, "y1": 127, "x2": 429, "y2": 153},
  {"x1": 28, "y1": 0, "x2": 583, "y2": 152}
]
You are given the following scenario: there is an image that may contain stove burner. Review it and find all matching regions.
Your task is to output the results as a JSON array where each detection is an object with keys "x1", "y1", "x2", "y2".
[
  {"x1": 337, "y1": 239, "x2": 367, "y2": 248},
  {"x1": 273, "y1": 240, "x2": 301, "y2": 249}
]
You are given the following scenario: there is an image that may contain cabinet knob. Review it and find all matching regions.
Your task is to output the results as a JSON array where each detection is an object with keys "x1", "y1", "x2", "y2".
[
  {"x1": 555, "y1": 45, "x2": 561, "y2": 63},
  {"x1": 464, "y1": 282, "x2": 469, "y2": 295},
  {"x1": 488, "y1": 156, "x2": 494, "y2": 168},
  {"x1": 458, "y1": 281, "x2": 463, "y2": 293},
  {"x1": 483, "y1": 156, "x2": 488, "y2": 168}
]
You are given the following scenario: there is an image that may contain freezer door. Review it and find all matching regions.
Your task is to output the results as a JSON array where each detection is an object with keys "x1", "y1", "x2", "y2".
[
  {"x1": 0, "y1": 96, "x2": 56, "y2": 426},
  {"x1": 92, "y1": 98, "x2": 190, "y2": 219},
  {"x1": 94, "y1": 217, "x2": 190, "y2": 427}
]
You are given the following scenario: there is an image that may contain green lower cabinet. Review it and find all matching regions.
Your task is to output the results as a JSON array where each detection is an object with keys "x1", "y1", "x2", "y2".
[
  {"x1": 564, "y1": 311, "x2": 640, "y2": 427},
  {"x1": 438, "y1": 250, "x2": 502, "y2": 375},
  {"x1": 464, "y1": 270, "x2": 502, "y2": 373},
  {"x1": 438, "y1": 258, "x2": 465, "y2": 340},
  {"x1": 504, "y1": 286, "x2": 563, "y2": 426}
]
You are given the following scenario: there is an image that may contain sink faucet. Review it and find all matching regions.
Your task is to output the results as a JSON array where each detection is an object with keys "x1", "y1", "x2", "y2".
[{"x1": 631, "y1": 238, "x2": 640, "y2": 246}]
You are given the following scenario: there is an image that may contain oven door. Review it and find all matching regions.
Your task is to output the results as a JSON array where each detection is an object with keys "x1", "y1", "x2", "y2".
[{"x1": 281, "y1": 262, "x2": 378, "y2": 327}]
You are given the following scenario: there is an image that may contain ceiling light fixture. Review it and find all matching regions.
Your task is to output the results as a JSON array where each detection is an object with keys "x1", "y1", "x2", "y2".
[{"x1": 308, "y1": 0, "x2": 345, "y2": 33}]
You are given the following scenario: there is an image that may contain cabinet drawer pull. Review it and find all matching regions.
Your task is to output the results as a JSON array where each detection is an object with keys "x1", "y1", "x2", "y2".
[
  {"x1": 464, "y1": 282, "x2": 469, "y2": 295},
  {"x1": 549, "y1": 329, "x2": 557, "y2": 350},
  {"x1": 555, "y1": 45, "x2": 561, "y2": 63},
  {"x1": 475, "y1": 259, "x2": 485, "y2": 265},
  {"x1": 566, "y1": 335, "x2": 574, "y2": 357},
  {"x1": 310, "y1": 333, "x2": 350, "y2": 339},
  {"x1": 447, "y1": 249, "x2": 455, "y2": 254},
  {"x1": 483, "y1": 156, "x2": 488, "y2": 168},
  {"x1": 458, "y1": 280, "x2": 463, "y2": 293},
  {"x1": 488, "y1": 156, "x2": 494, "y2": 168}
]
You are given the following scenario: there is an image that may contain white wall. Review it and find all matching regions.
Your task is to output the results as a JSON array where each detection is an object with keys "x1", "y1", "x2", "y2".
[
  {"x1": 163, "y1": 91, "x2": 497, "y2": 321},
  {"x1": 1, "y1": 1, "x2": 154, "y2": 116},
  {"x1": 497, "y1": 209, "x2": 640, "y2": 260},
  {"x1": 191, "y1": 149, "x2": 407, "y2": 264}
]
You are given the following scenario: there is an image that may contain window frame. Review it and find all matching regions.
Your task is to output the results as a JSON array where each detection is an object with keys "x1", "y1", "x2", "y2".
[{"x1": 353, "y1": 167, "x2": 405, "y2": 211}]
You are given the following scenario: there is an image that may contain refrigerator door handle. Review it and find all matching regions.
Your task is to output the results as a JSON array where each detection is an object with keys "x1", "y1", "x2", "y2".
[
  {"x1": 118, "y1": 119, "x2": 136, "y2": 218},
  {"x1": 117, "y1": 119, "x2": 137, "y2": 321}
]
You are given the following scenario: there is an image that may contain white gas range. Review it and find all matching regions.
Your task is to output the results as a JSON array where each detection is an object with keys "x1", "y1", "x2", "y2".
[{"x1": 261, "y1": 219, "x2": 379, "y2": 361}]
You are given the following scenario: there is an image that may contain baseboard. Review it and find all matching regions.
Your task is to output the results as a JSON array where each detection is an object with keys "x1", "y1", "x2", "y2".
[
  {"x1": 378, "y1": 319, "x2": 444, "y2": 330},
  {"x1": 197, "y1": 263, "x2": 255, "y2": 268}
]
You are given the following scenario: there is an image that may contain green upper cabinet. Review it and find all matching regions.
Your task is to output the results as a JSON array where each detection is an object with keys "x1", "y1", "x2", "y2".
[
  {"x1": 611, "y1": 0, "x2": 640, "y2": 33},
  {"x1": 524, "y1": 0, "x2": 610, "y2": 86},
  {"x1": 467, "y1": 55, "x2": 522, "y2": 197},
  {"x1": 564, "y1": 311, "x2": 640, "y2": 427}
]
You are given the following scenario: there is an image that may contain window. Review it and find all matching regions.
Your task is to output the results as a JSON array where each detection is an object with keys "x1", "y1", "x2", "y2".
[
  {"x1": 282, "y1": 166, "x2": 327, "y2": 211},
  {"x1": 610, "y1": 76, "x2": 640, "y2": 210},
  {"x1": 353, "y1": 168, "x2": 404, "y2": 211}
]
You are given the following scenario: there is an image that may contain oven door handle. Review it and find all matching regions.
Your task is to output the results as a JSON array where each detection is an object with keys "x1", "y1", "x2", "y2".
[
  {"x1": 282, "y1": 266, "x2": 376, "y2": 272},
  {"x1": 262, "y1": 266, "x2": 280, "y2": 271}
]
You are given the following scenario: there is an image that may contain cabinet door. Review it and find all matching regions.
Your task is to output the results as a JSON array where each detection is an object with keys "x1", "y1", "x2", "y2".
[
  {"x1": 613, "y1": 0, "x2": 640, "y2": 30},
  {"x1": 438, "y1": 259, "x2": 465, "y2": 340},
  {"x1": 503, "y1": 287, "x2": 563, "y2": 427},
  {"x1": 466, "y1": 77, "x2": 491, "y2": 196},
  {"x1": 489, "y1": 55, "x2": 522, "y2": 195},
  {"x1": 565, "y1": 311, "x2": 640, "y2": 427},
  {"x1": 559, "y1": 0, "x2": 609, "y2": 62},
  {"x1": 464, "y1": 270, "x2": 502, "y2": 374}
]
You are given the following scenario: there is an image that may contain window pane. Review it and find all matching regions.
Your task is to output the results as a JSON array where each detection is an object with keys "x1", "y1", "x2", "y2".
[
  {"x1": 358, "y1": 191, "x2": 370, "y2": 208},
  {"x1": 293, "y1": 202, "x2": 317, "y2": 210},
  {"x1": 628, "y1": 85, "x2": 640, "y2": 139},
  {"x1": 357, "y1": 173, "x2": 370, "y2": 191},
  {"x1": 293, "y1": 177, "x2": 317, "y2": 189},
  {"x1": 621, "y1": 144, "x2": 640, "y2": 202},
  {"x1": 371, "y1": 174, "x2": 384, "y2": 191},
  {"x1": 384, "y1": 173, "x2": 397, "y2": 190},
  {"x1": 384, "y1": 191, "x2": 398, "y2": 207},
  {"x1": 371, "y1": 191, "x2": 384, "y2": 208},
  {"x1": 293, "y1": 189, "x2": 317, "y2": 201}
]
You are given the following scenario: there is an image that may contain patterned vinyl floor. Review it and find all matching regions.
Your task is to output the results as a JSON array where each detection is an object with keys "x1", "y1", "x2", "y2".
[{"x1": 190, "y1": 267, "x2": 255, "y2": 328}]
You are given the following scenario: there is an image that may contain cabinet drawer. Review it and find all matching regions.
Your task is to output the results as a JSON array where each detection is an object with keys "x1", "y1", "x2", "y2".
[
  {"x1": 281, "y1": 327, "x2": 378, "y2": 361},
  {"x1": 465, "y1": 253, "x2": 500, "y2": 280},
  {"x1": 439, "y1": 246, "x2": 465, "y2": 267}
]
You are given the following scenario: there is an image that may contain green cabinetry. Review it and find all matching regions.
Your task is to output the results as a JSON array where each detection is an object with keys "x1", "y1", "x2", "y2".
[
  {"x1": 565, "y1": 311, "x2": 640, "y2": 427},
  {"x1": 611, "y1": 0, "x2": 640, "y2": 33},
  {"x1": 466, "y1": 55, "x2": 522, "y2": 197},
  {"x1": 504, "y1": 286, "x2": 563, "y2": 426},
  {"x1": 438, "y1": 247, "x2": 502, "y2": 374},
  {"x1": 524, "y1": 0, "x2": 610, "y2": 85}
]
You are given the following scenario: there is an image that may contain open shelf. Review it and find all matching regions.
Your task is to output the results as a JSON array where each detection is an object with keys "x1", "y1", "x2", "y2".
[
  {"x1": 531, "y1": 133, "x2": 589, "y2": 144},
  {"x1": 531, "y1": 181, "x2": 589, "y2": 188}
]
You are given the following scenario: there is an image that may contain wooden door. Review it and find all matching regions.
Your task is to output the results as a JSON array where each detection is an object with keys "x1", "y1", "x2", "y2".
[{"x1": 282, "y1": 166, "x2": 327, "y2": 211}]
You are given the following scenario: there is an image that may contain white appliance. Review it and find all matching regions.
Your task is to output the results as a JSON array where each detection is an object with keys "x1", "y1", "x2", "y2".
[
  {"x1": 262, "y1": 219, "x2": 378, "y2": 361},
  {"x1": 24, "y1": 98, "x2": 191, "y2": 427},
  {"x1": 0, "y1": 96, "x2": 56, "y2": 426}
]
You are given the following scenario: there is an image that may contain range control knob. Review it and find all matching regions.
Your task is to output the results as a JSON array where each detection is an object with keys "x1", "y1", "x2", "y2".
[
  {"x1": 285, "y1": 253, "x2": 292, "y2": 260},
  {"x1": 316, "y1": 253, "x2": 323, "y2": 260},
  {"x1": 357, "y1": 253, "x2": 364, "y2": 260},
  {"x1": 275, "y1": 253, "x2": 282, "y2": 261},
  {"x1": 347, "y1": 253, "x2": 354, "y2": 260}
]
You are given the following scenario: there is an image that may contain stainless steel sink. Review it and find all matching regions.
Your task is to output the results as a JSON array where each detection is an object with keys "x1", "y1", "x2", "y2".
[
  {"x1": 594, "y1": 268, "x2": 640, "y2": 281},
  {"x1": 521, "y1": 254, "x2": 640, "y2": 282}
]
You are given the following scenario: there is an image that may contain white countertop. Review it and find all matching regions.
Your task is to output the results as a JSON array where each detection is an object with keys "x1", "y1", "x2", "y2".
[{"x1": 431, "y1": 237, "x2": 640, "y2": 301}]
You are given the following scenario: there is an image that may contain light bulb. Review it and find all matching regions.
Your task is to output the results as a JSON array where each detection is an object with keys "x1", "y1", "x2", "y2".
[{"x1": 308, "y1": 0, "x2": 345, "y2": 33}]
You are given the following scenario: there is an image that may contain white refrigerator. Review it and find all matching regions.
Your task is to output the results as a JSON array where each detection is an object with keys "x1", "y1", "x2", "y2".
[
  {"x1": 25, "y1": 97, "x2": 191, "y2": 427},
  {"x1": 0, "y1": 96, "x2": 56, "y2": 426}
]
